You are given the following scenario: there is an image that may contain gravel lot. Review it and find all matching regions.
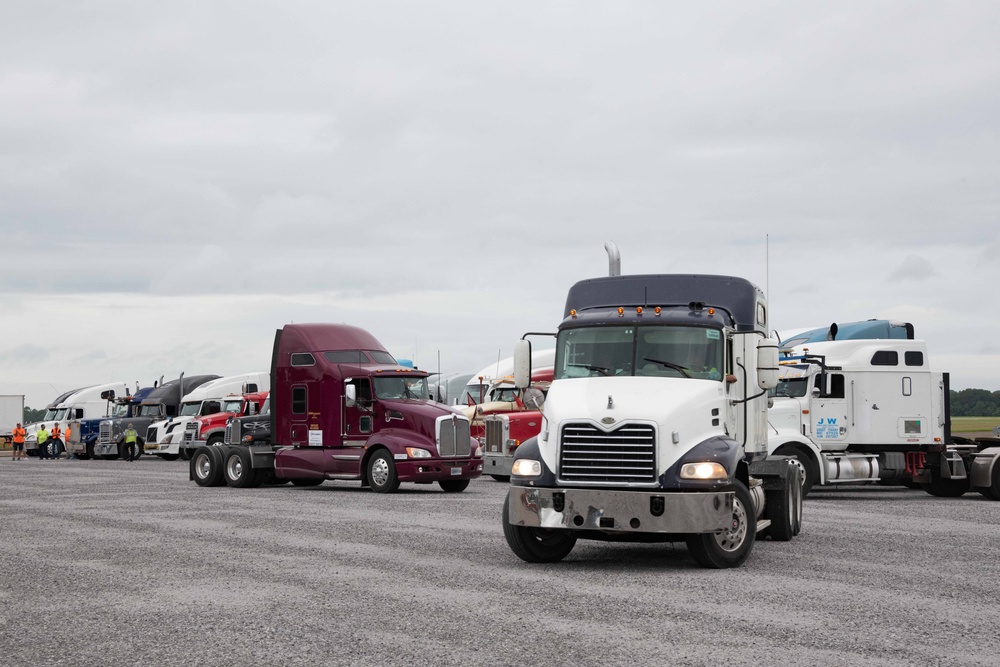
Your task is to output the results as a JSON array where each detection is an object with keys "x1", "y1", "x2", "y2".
[{"x1": 2, "y1": 456, "x2": 999, "y2": 667}]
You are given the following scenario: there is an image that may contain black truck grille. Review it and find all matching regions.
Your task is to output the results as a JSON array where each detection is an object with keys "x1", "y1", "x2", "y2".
[{"x1": 559, "y1": 422, "x2": 656, "y2": 484}]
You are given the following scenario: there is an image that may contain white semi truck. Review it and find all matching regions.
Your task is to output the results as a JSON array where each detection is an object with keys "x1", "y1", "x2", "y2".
[
  {"x1": 144, "y1": 372, "x2": 268, "y2": 461},
  {"x1": 502, "y1": 245, "x2": 802, "y2": 569},
  {"x1": 25, "y1": 382, "x2": 129, "y2": 457},
  {"x1": 767, "y1": 337, "x2": 1000, "y2": 499}
]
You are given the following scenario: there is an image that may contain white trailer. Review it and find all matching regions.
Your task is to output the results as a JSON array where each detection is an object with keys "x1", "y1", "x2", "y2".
[
  {"x1": 145, "y1": 372, "x2": 269, "y2": 461},
  {"x1": 767, "y1": 338, "x2": 1000, "y2": 499},
  {"x1": 1, "y1": 395, "x2": 25, "y2": 444}
]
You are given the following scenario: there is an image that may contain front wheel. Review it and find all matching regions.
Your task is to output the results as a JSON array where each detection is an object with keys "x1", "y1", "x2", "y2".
[
  {"x1": 502, "y1": 493, "x2": 576, "y2": 563},
  {"x1": 439, "y1": 479, "x2": 470, "y2": 493},
  {"x1": 490, "y1": 475, "x2": 511, "y2": 482},
  {"x1": 367, "y1": 450, "x2": 400, "y2": 494},
  {"x1": 160, "y1": 453, "x2": 179, "y2": 462},
  {"x1": 685, "y1": 480, "x2": 756, "y2": 569},
  {"x1": 179, "y1": 448, "x2": 193, "y2": 461}
]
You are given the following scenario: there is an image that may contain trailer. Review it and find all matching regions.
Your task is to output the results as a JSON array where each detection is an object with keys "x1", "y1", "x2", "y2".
[
  {"x1": 0, "y1": 395, "x2": 24, "y2": 446},
  {"x1": 189, "y1": 323, "x2": 483, "y2": 493}
]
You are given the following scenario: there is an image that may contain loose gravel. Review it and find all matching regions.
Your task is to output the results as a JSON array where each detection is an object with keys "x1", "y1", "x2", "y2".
[{"x1": 1, "y1": 456, "x2": 999, "y2": 667}]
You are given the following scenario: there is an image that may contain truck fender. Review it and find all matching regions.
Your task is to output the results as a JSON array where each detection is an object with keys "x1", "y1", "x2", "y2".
[
  {"x1": 970, "y1": 447, "x2": 1000, "y2": 489},
  {"x1": 771, "y1": 439, "x2": 824, "y2": 487},
  {"x1": 660, "y1": 435, "x2": 743, "y2": 490}
]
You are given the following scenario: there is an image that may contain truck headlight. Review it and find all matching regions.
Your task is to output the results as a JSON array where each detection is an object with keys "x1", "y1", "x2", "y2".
[
  {"x1": 473, "y1": 445, "x2": 483, "y2": 458},
  {"x1": 511, "y1": 459, "x2": 542, "y2": 477},
  {"x1": 680, "y1": 462, "x2": 728, "y2": 480},
  {"x1": 406, "y1": 447, "x2": 432, "y2": 459}
]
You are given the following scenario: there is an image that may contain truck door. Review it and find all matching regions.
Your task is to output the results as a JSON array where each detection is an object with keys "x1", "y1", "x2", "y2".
[
  {"x1": 811, "y1": 373, "x2": 848, "y2": 444},
  {"x1": 337, "y1": 377, "x2": 373, "y2": 475}
]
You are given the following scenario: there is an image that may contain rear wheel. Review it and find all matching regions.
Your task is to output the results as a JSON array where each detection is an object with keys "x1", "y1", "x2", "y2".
[
  {"x1": 367, "y1": 450, "x2": 400, "y2": 494},
  {"x1": 439, "y1": 479, "x2": 470, "y2": 493},
  {"x1": 778, "y1": 446, "x2": 817, "y2": 497},
  {"x1": 923, "y1": 467, "x2": 970, "y2": 498},
  {"x1": 224, "y1": 448, "x2": 262, "y2": 488},
  {"x1": 502, "y1": 493, "x2": 576, "y2": 563},
  {"x1": 191, "y1": 446, "x2": 225, "y2": 487},
  {"x1": 977, "y1": 462, "x2": 1000, "y2": 501},
  {"x1": 179, "y1": 448, "x2": 193, "y2": 461},
  {"x1": 685, "y1": 480, "x2": 756, "y2": 569},
  {"x1": 763, "y1": 465, "x2": 803, "y2": 541}
]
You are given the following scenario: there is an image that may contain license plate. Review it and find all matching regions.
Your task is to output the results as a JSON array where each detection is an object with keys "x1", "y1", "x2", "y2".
[{"x1": 450, "y1": 467, "x2": 462, "y2": 476}]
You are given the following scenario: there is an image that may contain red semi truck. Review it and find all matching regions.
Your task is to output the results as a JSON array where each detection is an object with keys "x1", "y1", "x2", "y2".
[
  {"x1": 181, "y1": 391, "x2": 268, "y2": 450},
  {"x1": 190, "y1": 323, "x2": 483, "y2": 493}
]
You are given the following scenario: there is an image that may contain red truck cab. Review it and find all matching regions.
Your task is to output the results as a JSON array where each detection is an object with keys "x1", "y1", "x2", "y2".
[{"x1": 183, "y1": 391, "x2": 269, "y2": 448}]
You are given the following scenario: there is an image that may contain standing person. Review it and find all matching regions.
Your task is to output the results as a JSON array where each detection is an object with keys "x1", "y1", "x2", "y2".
[
  {"x1": 123, "y1": 423, "x2": 139, "y2": 462},
  {"x1": 36, "y1": 424, "x2": 50, "y2": 460},
  {"x1": 50, "y1": 423, "x2": 62, "y2": 459},
  {"x1": 11, "y1": 423, "x2": 26, "y2": 461},
  {"x1": 64, "y1": 423, "x2": 72, "y2": 458}
]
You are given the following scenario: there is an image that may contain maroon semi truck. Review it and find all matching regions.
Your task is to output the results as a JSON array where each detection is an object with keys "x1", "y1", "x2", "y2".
[{"x1": 190, "y1": 323, "x2": 483, "y2": 492}]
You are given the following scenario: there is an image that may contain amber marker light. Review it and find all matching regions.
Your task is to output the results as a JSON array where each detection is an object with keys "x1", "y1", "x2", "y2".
[
  {"x1": 570, "y1": 309, "x2": 578, "y2": 318},
  {"x1": 636, "y1": 307, "x2": 643, "y2": 315},
  {"x1": 617, "y1": 307, "x2": 624, "y2": 317},
  {"x1": 708, "y1": 308, "x2": 715, "y2": 315},
  {"x1": 654, "y1": 307, "x2": 661, "y2": 315}
]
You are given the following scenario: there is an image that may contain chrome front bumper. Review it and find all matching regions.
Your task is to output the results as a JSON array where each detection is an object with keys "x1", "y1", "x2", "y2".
[{"x1": 506, "y1": 486, "x2": 734, "y2": 534}]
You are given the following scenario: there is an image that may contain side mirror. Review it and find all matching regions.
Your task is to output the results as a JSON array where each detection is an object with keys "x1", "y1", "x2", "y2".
[
  {"x1": 756, "y1": 338, "x2": 779, "y2": 390},
  {"x1": 514, "y1": 339, "x2": 532, "y2": 389},
  {"x1": 523, "y1": 387, "x2": 546, "y2": 411},
  {"x1": 345, "y1": 384, "x2": 357, "y2": 408}
]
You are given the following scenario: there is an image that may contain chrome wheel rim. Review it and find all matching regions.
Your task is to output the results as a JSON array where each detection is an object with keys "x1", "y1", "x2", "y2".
[
  {"x1": 371, "y1": 457, "x2": 390, "y2": 487},
  {"x1": 195, "y1": 454, "x2": 210, "y2": 479},
  {"x1": 714, "y1": 495, "x2": 748, "y2": 552},
  {"x1": 227, "y1": 457, "x2": 242, "y2": 480}
]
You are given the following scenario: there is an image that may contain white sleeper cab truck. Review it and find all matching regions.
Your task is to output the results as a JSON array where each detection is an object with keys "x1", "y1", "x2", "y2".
[
  {"x1": 503, "y1": 266, "x2": 803, "y2": 569},
  {"x1": 768, "y1": 338, "x2": 1000, "y2": 499}
]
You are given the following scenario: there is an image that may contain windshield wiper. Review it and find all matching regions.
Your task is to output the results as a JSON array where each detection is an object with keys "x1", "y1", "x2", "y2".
[
  {"x1": 568, "y1": 363, "x2": 610, "y2": 376},
  {"x1": 642, "y1": 357, "x2": 692, "y2": 378}
]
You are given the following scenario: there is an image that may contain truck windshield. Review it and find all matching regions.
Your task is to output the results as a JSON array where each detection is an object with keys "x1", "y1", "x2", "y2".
[
  {"x1": 53, "y1": 408, "x2": 68, "y2": 421},
  {"x1": 373, "y1": 376, "x2": 430, "y2": 400},
  {"x1": 112, "y1": 403, "x2": 131, "y2": 418},
  {"x1": 772, "y1": 378, "x2": 809, "y2": 398},
  {"x1": 223, "y1": 399, "x2": 243, "y2": 413},
  {"x1": 139, "y1": 405, "x2": 162, "y2": 417},
  {"x1": 179, "y1": 402, "x2": 202, "y2": 417},
  {"x1": 43, "y1": 409, "x2": 58, "y2": 420},
  {"x1": 555, "y1": 325, "x2": 724, "y2": 381}
]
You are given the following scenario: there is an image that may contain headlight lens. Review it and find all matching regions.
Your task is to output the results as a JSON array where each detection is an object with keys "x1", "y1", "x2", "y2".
[
  {"x1": 473, "y1": 445, "x2": 483, "y2": 458},
  {"x1": 679, "y1": 461, "x2": 728, "y2": 480},
  {"x1": 511, "y1": 459, "x2": 542, "y2": 477},
  {"x1": 406, "y1": 447, "x2": 432, "y2": 459}
]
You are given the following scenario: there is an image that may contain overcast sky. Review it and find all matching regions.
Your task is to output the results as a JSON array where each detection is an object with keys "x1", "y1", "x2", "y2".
[{"x1": 2, "y1": 1, "x2": 999, "y2": 410}]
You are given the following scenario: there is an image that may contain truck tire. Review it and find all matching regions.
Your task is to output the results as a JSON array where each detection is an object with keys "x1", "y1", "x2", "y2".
[
  {"x1": 685, "y1": 480, "x2": 756, "y2": 569},
  {"x1": 490, "y1": 475, "x2": 511, "y2": 482},
  {"x1": 160, "y1": 453, "x2": 179, "y2": 462},
  {"x1": 367, "y1": 450, "x2": 400, "y2": 494},
  {"x1": 224, "y1": 448, "x2": 262, "y2": 488},
  {"x1": 775, "y1": 445, "x2": 817, "y2": 497},
  {"x1": 179, "y1": 448, "x2": 193, "y2": 461},
  {"x1": 191, "y1": 446, "x2": 225, "y2": 487},
  {"x1": 922, "y1": 468, "x2": 970, "y2": 498},
  {"x1": 438, "y1": 479, "x2": 470, "y2": 493},
  {"x1": 85, "y1": 442, "x2": 96, "y2": 460},
  {"x1": 501, "y1": 493, "x2": 576, "y2": 563},
  {"x1": 762, "y1": 465, "x2": 803, "y2": 541},
  {"x1": 976, "y1": 462, "x2": 1000, "y2": 501}
]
